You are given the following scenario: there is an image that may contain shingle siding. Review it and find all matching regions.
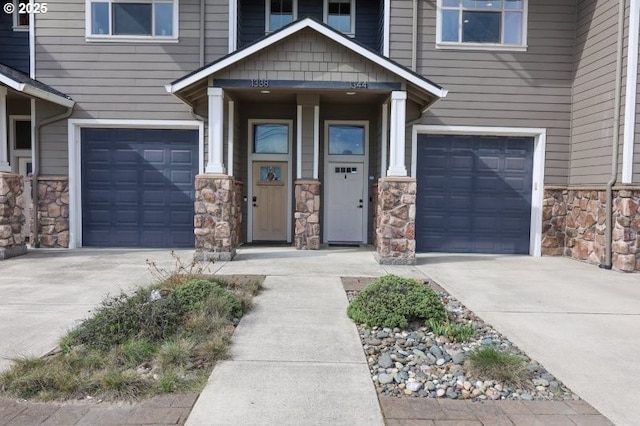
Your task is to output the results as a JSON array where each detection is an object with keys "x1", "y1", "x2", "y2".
[{"x1": 390, "y1": 0, "x2": 576, "y2": 186}]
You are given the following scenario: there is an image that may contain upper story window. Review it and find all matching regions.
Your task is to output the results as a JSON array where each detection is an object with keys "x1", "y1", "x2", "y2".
[
  {"x1": 86, "y1": 0, "x2": 178, "y2": 41},
  {"x1": 324, "y1": 0, "x2": 355, "y2": 35},
  {"x1": 12, "y1": 1, "x2": 30, "y2": 31},
  {"x1": 437, "y1": 0, "x2": 527, "y2": 51},
  {"x1": 266, "y1": 0, "x2": 296, "y2": 33}
]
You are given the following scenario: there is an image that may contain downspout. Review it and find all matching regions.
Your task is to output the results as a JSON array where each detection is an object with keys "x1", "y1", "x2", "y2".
[
  {"x1": 600, "y1": 0, "x2": 626, "y2": 269},
  {"x1": 32, "y1": 106, "x2": 74, "y2": 248},
  {"x1": 411, "y1": 0, "x2": 418, "y2": 71},
  {"x1": 199, "y1": 0, "x2": 205, "y2": 67}
]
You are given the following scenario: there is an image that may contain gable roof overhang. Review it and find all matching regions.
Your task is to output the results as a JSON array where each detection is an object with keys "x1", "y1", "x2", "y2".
[
  {"x1": 0, "y1": 63, "x2": 75, "y2": 108},
  {"x1": 166, "y1": 18, "x2": 447, "y2": 111}
]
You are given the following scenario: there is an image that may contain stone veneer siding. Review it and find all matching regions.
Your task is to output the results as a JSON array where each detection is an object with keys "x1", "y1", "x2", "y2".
[
  {"x1": 294, "y1": 180, "x2": 320, "y2": 250},
  {"x1": 374, "y1": 177, "x2": 416, "y2": 265},
  {"x1": 370, "y1": 183, "x2": 379, "y2": 247},
  {"x1": 194, "y1": 175, "x2": 242, "y2": 261},
  {"x1": 37, "y1": 177, "x2": 70, "y2": 248},
  {"x1": 542, "y1": 186, "x2": 640, "y2": 272},
  {"x1": 0, "y1": 173, "x2": 27, "y2": 259}
]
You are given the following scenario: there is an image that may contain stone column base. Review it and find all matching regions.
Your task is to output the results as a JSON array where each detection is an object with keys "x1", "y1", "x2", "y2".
[
  {"x1": 375, "y1": 176, "x2": 416, "y2": 265},
  {"x1": 0, "y1": 172, "x2": 27, "y2": 260},
  {"x1": 294, "y1": 180, "x2": 321, "y2": 250},
  {"x1": 36, "y1": 177, "x2": 70, "y2": 248},
  {"x1": 194, "y1": 174, "x2": 242, "y2": 261},
  {"x1": 543, "y1": 186, "x2": 640, "y2": 272}
]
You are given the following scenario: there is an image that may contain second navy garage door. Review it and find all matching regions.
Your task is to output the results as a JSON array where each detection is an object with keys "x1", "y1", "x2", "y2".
[
  {"x1": 81, "y1": 128, "x2": 198, "y2": 248},
  {"x1": 416, "y1": 135, "x2": 534, "y2": 254}
]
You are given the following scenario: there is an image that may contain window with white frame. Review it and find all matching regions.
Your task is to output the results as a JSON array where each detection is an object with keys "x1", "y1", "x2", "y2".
[
  {"x1": 438, "y1": 0, "x2": 527, "y2": 49},
  {"x1": 324, "y1": 0, "x2": 355, "y2": 34},
  {"x1": 12, "y1": 0, "x2": 30, "y2": 31},
  {"x1": 87, "y1": 0, "x2": 178, "y2": 39},
  {"x1": 266, "y1": 0, "x2": 296, "y2": 32}
]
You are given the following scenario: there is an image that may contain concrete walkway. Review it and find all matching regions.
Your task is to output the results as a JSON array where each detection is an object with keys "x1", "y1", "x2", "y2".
[
  {"x1": 186, "y1": 247, "x2": 386, "y2": 425},
  {"x1": 412, "y1": 253, "x2": 640, "y2": 426},
  {"x1": 186, "y1": 275, "x2": 384, "y2": 426}
]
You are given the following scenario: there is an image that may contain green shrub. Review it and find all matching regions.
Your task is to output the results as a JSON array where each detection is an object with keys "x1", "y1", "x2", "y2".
[
  {"x1": 347, "y1": 275, "x2": 446, "y2": 329},
  {"x1": 67, "y1": 289, "x2": 185, "y2": 350},
  {"x1": 174, "y1": 279, "x2": 243, "y2": 318},
  {"x1": 113, "y1": 339, "x2": 157, "y2": 366},
  {"x1": 466, "y1": 346, "x2": 529, "y2": 386}
]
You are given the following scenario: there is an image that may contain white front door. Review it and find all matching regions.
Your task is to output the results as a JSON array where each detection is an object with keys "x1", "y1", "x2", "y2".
[{"x1": 326, "y1": 163, "x2": 365, "y2": 242}]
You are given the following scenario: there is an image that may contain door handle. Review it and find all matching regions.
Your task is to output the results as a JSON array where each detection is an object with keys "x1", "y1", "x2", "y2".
[{"x1": 357, "y1": 205, "x2": 363, "y2": 209}]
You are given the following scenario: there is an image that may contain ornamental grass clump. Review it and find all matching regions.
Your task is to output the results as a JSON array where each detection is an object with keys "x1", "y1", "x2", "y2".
[
  {"x1": 347, "y1": 275, "x2": 446, "y2": 329},
  {"x1": 466, "y1": 346, "x2": 530, "y2": 386}
]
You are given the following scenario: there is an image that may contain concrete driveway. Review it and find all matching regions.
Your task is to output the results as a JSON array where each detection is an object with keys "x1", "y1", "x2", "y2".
[
  {"x1": 414, "y1": 253, "x2": 640, "y2": 426},
  {"x1": 0, "y1": 249, "x2": 217, "y2": 372}
]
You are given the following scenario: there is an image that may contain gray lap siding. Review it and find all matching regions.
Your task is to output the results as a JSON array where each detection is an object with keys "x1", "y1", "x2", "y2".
[
  {"x1": 391, "y1": 0, "x2": 576, "y2": 186},
  {"x1": 34, "y1": 0, "x2": 228, "y2": 176}
]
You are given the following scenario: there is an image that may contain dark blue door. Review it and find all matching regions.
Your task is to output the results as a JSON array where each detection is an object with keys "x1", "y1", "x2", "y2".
[
  {"x1": 81, "y1": 128, "x2": 198, "y2": 248},
  {"x1": 416, "y1": 135, "x2": 534, "y2": 254}
]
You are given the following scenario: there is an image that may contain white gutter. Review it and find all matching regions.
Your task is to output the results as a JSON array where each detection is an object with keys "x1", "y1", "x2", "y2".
[
  {"x1": 623, "y1": 0, "x2": 639, "y2": 183},
  {"x1": 0, "y1": 75, "x2": 74, "y2": 108}
]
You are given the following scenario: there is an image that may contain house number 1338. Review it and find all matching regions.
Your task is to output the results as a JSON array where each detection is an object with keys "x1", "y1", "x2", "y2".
[{"x1": 250, "y1": 79, "x2": 269, "y2": 88}]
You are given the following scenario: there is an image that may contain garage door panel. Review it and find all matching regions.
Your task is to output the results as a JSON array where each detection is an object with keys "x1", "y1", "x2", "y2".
[
  {"x1": 416, "y1": 135, "x2": 533, "y2": 255},
  {"x1": 171, "y1": 150, "x2": 194, "y2": 164},
  {"x1": 143, "y1": 149, "x2": 165, "y2": 164},
  {"x1": 82, "y1": 128, "x2": 198, "y2": 248}
]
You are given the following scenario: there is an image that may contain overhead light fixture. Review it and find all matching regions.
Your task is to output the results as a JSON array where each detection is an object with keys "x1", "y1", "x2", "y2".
[
  {"x1": 346, "y1": 91, "x2": 356, "y2": 95},
  {"x1": 261, "y1": 90, "x2": 271, "y2": 94}
]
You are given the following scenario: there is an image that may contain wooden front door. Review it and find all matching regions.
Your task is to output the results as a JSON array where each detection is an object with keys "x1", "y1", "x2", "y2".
[{"x1": 252, "y1": 161, "x2": 288, "y2": 241}]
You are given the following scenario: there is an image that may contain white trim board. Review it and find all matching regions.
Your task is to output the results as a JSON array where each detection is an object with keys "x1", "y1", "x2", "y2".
[
  {"x1": 67, "y1": 119, "x2": 205, "y2": 249},
  {"x1": 0, "y1": 73, "x2": 74, "y2": 108},
  {"x1": 167, "y1": 18, "x2": 447, "y2": 99},
  {"x1": 623, "y1": 0, "x2": 639, "y2": 183},
  {"x1": 246, "y1": 119, "x2": 294, "y2": 243},
  {"x1": 411, "y1": 125, "x2": 546, "y2": 257}
]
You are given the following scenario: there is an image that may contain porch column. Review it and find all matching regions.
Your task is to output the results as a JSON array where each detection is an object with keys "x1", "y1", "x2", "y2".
[
  {"x1": 387, "y1": 91, "x2": 407, "y2": 177},
  {"x1": 294, "y1": 95, "x2": 321, "y2": 250},
  {"x1": 0, "y1": 87, "x2": 9, "y2": 172},
  {"x1": 206, "y1": 87, "x2": 225, "y2": 174}
]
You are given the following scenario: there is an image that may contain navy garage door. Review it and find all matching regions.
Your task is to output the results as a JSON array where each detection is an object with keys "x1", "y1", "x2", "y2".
[
  {"x1": 416, "y1": 135, "x2": 534, "y2": 254},
  {"x1": 81, "y1": 128, "x2": 198, "y2": 248}
]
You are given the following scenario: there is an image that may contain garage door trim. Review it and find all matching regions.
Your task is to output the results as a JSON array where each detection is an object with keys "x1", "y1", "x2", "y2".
[
  {"x1": 411, "y1": 125, "x2": 546, "y2": 257},
  {"x1": 68, "y1": 119, "x2": 205, "y2": 249}
]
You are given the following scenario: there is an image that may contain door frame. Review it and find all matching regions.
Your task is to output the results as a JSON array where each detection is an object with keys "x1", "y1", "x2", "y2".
[
  {"x1": 246, "y1": 119, "x2": 293, "y2": 243},
  {"x1": 323, "y1": 120, "x2": 369, "y2": 244},
  {"x1": 67, "y1": 119, "x2": 205, "y2": 249},
  {"x1": 411, "y1": 125, "x2": 547, "y2": 257}
]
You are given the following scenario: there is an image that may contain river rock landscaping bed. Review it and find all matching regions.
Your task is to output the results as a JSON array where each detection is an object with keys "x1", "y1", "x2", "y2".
[{"x1": 343, "y1": 277, "x2": 579, "y2": 402}]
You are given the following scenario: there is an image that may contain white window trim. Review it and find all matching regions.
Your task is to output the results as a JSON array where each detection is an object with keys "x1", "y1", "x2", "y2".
[
  {"x1": 323, "y1": 120, "x2": 369, "y2": 244},
  {"x1": 12, "y1": 0, "x2": 29, "y2": 31},
  {"x1": 246, "y1": 119, "x2": 294, "y2": 243},
  {"x1": 85, "y1": 0, "x2": 180, "y2": 43},
  {"x1": 323, "y1": 0, "x2": 356, "y2": 37},
  {"x1": 9, "y1": 115, "x2": 32, "y2": 173},
  {"x1": 67, "y1": 119, "x2": 204, "y2": 249},
  {"x1": 265, "y1": 0, "x2": 298, "y2": 34},
  {"x1": 411, "y1": 125, "x2": 546, "y2": 257},
  {"x1": 435, "y1": 0, "x2": 528, "y2": 52}
]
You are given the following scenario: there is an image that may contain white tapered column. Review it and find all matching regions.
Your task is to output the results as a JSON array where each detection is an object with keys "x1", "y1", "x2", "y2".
[
  {"x1": 0, "y1": 87, "x2": 9, "y2": 172},
  {"x1": 206, "y1": 87, "x2": 225, "y2": 174},
  {"x1": 387, "y1": 91, "x2": 407, "y2": 177}
]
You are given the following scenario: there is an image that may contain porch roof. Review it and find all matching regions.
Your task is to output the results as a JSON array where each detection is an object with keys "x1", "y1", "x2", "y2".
[
  {"x1": 166, "y1": 18, "x2": 447, "y2": 109},
  {"x1": 0, "y1": 63, "x2": 74, "y2": 108}
]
